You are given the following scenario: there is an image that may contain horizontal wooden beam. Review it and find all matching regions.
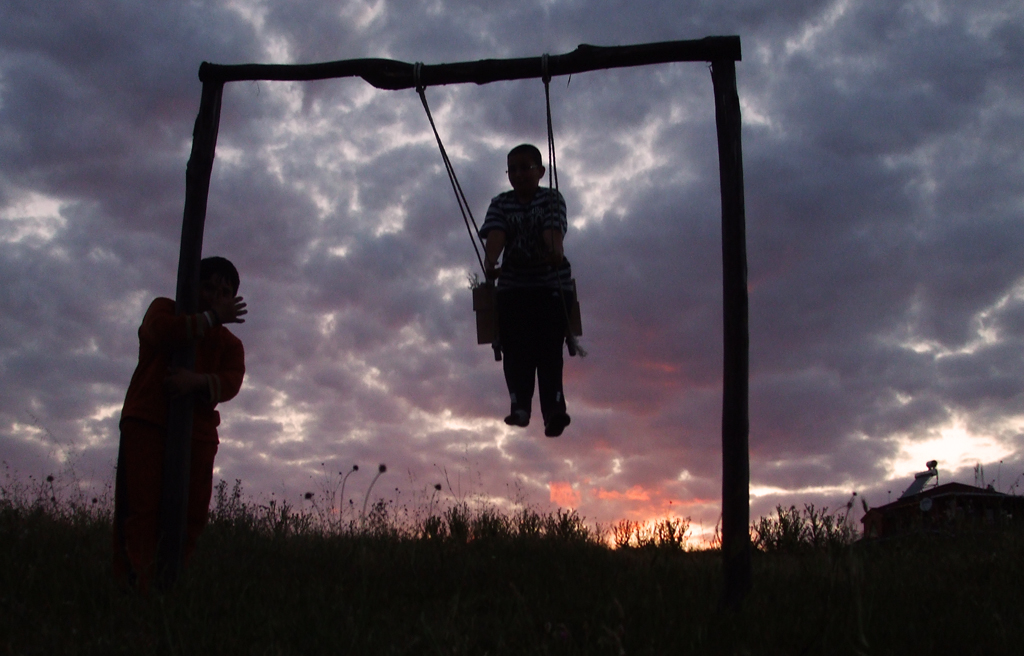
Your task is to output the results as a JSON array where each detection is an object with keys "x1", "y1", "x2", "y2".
[{"x1": 199, "y1": 36, "x2": 740, "y2": 88}]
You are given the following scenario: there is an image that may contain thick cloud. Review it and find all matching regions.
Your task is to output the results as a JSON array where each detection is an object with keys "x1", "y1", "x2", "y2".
[{"x1": 3, "y1": 0, "x2": 1024, "y2": 536}]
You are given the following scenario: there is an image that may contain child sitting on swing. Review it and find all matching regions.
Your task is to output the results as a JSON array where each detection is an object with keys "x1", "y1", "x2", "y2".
[{"x1": 479, "y1": 144, "x2": 573, "y2": 437}]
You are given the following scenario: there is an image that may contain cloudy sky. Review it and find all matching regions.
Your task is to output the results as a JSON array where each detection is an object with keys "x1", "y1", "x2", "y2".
[{"x1": 3, "y1": 0, "x2": 1023, "y2": 536}]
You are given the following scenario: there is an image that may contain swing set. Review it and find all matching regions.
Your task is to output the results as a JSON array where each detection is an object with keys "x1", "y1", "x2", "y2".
[{"x1": 159, "y1": 36, "x2": 751, "y2": 606}]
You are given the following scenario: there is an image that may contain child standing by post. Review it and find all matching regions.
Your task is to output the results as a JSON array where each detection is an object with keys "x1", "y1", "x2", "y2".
[
  {"x1": 479, "y1": 144, "x2": 573, "y2": 437},
  {"x1": 112, "y1": 256, "x2": 247, "y2": 591}
]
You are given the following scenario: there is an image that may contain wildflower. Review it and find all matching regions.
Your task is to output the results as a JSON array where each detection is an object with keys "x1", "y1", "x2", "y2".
[
  {"x1": 304, "y1": 492, "x2": 314, "y2": 500},
  {"x1": 46, "y1": 475, "x2": 54, "y2": 483},
  {"x1": 434, "y1": 484, "x2": 442, "y2": 491},
  {"x1": 361, "y1": 463, "x2": 388, "y2": 527},
  {"x1": 340, "y1": 465, "x2": 360, "y2": 515}
]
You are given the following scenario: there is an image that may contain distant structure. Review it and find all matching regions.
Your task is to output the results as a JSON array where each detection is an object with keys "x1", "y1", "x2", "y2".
[{"x1": 862, "y1": 461, "x2": 1024, "y2": 538}]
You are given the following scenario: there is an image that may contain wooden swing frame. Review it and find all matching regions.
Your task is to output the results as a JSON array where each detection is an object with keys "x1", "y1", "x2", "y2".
[{"x1": 159, "y1": 36, "x2": 751, "y2": 606}]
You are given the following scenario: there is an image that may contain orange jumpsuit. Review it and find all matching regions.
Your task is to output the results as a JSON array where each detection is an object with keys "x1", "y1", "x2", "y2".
[{"x1": 112, "y1": 297, "x2": 244, "y2": 591}]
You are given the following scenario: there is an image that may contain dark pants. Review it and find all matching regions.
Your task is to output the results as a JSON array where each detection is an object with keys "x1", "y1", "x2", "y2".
[
  {"x1": 112, "y1": 418, "x2": 218, "y2": 592},
  {"x1": 497, "y1": 287, "x2": 571, "y2": 421}
]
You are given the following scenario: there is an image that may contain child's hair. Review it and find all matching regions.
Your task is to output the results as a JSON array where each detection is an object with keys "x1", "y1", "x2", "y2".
[
  {"x1": 200, "y1": 256, "x2": 240, "y2": 295},
  {"x1": 508, "y1": 143, "x2": 543, "y2": 167}
]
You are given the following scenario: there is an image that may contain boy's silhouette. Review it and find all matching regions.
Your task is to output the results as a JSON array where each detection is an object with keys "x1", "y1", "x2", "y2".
[
  {"x1": 480, "y1": 144, "x2": 573, "y2": 437},
  {"x1": 113, "y1": 256, "x2": 247, "y2": 591}
]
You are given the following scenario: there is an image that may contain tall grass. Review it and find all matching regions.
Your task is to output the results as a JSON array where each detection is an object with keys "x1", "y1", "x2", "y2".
[
  {"x1": 752, "y1": 503, "x2": 859, "y2": 553},
  {"x1": 3, "y1": 472, "x2": 1023, "y2": 655}
]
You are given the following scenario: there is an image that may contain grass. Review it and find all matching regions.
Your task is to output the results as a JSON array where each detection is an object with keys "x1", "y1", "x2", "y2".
[{"x1": 2, "y1": 475, "x2": 1024, "y2": 655}]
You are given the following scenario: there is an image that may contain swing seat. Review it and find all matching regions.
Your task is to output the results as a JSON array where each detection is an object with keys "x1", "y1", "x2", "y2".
[
  {"x1": 472, "y1": 280, "x2": 583, "y2": 345},
  {"x1": 472, "y1": 281, "x2": 499, "y2": 345}
]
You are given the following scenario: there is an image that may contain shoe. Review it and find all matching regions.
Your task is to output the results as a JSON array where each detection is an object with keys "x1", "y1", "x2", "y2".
[
  {"x1": 504, "y1": 410, "x2": 530, "y2": 427},
  {"x1": 544, "y1": 412, "x2": 571, "y2": 437}
]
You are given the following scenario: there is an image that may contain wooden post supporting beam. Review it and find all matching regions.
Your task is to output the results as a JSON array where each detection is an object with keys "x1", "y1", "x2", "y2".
[
  {"x1": 156, "y1": 79, "x2": 224, "y2": 589},
  {"x1": 711, "y1": 58, "x2": 751, "y2": 608}
]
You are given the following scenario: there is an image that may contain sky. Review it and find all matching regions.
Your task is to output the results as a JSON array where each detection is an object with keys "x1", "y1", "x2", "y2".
[{"x1": 2, "y1": 0, "x2": 1024, "y2": 538}]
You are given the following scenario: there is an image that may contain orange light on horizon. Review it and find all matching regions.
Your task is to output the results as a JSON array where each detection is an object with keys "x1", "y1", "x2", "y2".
[
  {"x1": 670, "y1": 496, "x2": 718, "y2": 508},
  {"x1": 549, "y1": 481, "x2": 581, "y2": 507},
  {"x1": 596, "y1": 485, "x2": 652, "y2": 501}
]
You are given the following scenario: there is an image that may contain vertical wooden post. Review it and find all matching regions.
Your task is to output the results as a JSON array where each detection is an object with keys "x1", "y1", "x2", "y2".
[
  {"x1": 156, "y1": 78, "x2": 224, "y2": 589},
  {"x1": 711, "y1": 58, "x2": 751, "y2": 607}
]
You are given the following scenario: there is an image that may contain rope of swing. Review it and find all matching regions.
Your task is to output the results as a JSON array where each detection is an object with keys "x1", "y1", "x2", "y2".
[
  {"x1": 543, "y1": 55, "x2": 586, "y2": 358},
  {"x1": 543, "y1": 54, "x2": 558, "y2": 192},
  {"x1": 414, "y1": 62, "x2": 487, "y2": 276}
]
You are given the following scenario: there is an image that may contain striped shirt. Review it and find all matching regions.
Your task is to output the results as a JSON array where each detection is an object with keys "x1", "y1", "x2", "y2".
[{"x1": 479, "y1": 188, "x2": 573, "y2": 290}]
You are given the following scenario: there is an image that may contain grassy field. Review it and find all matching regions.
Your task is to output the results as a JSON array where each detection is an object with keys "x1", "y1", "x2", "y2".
[{"x1": 2, "y1": 477, "x2": 1023, "y2": 655}]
